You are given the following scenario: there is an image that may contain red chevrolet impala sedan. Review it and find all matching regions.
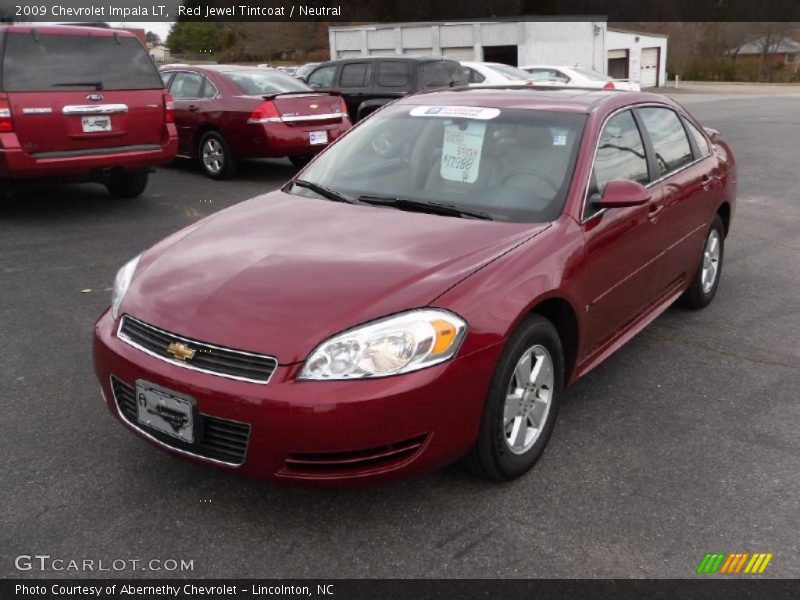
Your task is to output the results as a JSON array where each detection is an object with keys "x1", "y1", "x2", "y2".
[
  {"x1": 159, "y1": 65, "x2": 351, "y2": 178},
  {"x1": 94, "y1": 87, "x2": 736, "y2": 485}
]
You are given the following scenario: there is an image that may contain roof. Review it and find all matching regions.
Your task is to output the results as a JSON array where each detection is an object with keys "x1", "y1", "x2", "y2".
[
  {"x1": 394, "y1": 86, "x2": 671, "y2": 113},
  {"x1": 607, "y1": 27, "x2": 668, "y2": 39},
  {"x1": 325, "y1": 55, "x2": 453, "y2": 63},
  {"x1": 730, "y1": 37, "x2": 800, "y2": 55},
  {"x1": 330, "y1": 17, "x2": 608, "y2": 31},
  {"x1": 0, "y1": 24, "x2": 137, "y2": 38}
]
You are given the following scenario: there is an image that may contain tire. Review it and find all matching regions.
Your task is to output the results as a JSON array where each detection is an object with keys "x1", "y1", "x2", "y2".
[
  {"x1": 464, "y1": 314, "x2": 564, "y2": 481},
  {"x1": 678, "y1": 214, "x2": 725, "y2": 309},
  {"x1": 198, "y1": 131, "x2": 237, "y2": 179},
  {"x1": 105, "y1": 172, "x2": 149, "y2": 199},
  {"x1": 290, "y1": 155, "x2": 312, "y2": 169}
]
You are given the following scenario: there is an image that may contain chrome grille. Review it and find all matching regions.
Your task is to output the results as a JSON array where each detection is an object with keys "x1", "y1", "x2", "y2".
[
  {"x1": 118, "y1": 316, "x2": 277, "y2": 383},
  {"x1": 111, "y1": 377, "x2": 250, "y2": 466}
]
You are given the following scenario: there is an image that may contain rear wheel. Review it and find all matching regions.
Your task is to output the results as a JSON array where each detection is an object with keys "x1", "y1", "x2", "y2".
[
  {"x1": 198, "y1": 131, "x2": 237, "y2": 179},
  {"x1": 106, "y1": 172, "x2": 149, "y2": 199},
  {"x1": 678, "y1": 214, "x2": 725, "y2": 309},
  {"x1": 464, "y1": 315, "x2": 564, "y2": 481}
]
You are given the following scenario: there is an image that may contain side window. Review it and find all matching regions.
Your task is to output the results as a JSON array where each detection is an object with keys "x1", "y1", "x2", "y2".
[
  {"x1": 170, "y1": 72, "x2": 205, "y2": 99},
  {"x1": 378, "y1": 61, "x2": 410, "y2": 87},
  {"x1": 160, "y1": 72, "x2": 174, "y2": 88},
  {"x1": 684, "y1": 119, "x2": 710, "y2": 157},
  {"x1": 200, "y1": 77, "x2": 217, "y2": 99},
  {"x1": 307, "y1": 65, "x2": 336, "y2": 89},
  {"x1": 638, "y1": 107, "x2": 694, "y2": 177},
  {"x1": 463, "y1": 67, "x2": 485, "y2": 83},
  {"x1": 588, "y1": 110, "x2": 649, "y2": 216},
  {"x1": 340, "y1": 63, "x2": 371, "y2": 88}
]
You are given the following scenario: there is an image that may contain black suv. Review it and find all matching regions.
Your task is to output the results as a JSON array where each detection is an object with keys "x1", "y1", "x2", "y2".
[{"x1": 303, "y1": 56, "x2": 467, "y2": 122}]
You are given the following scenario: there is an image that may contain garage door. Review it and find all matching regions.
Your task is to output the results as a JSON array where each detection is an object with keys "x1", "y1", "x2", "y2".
[
  {"x1": 640, "y1": 48, "x2": 660, "y2": 88},
  {"x1": 442, "y1": 47, "x2": 475, "y2": 61}
]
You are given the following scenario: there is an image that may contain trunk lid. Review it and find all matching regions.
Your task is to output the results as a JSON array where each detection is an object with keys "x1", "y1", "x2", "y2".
[{"x1": 271, "y1": 92, "x2": 345, "y2": 126}]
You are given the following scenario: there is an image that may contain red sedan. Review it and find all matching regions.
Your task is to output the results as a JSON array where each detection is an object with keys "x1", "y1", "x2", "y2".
[
  {"x1": 159, "y1": 65, "x2": 351, "y2": 178},
  {"x1": 94, "y1": 87, "x2": 736, "y2": 485}
]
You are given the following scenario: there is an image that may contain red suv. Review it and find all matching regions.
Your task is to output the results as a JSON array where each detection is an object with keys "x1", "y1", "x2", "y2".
[{"x1": 0, "y1": 25, "x2": 177, "y2": 198}]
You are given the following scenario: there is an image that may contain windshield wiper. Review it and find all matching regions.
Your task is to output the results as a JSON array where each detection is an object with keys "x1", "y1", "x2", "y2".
[
  {"x1": 358, "y1": 195, "x2": 493, "y2": 220},
  {"x1": 292, "y1": 179, "x2": 359, "y2": 204},
  {"x1": 52, "y1": 81, "x2": 104, "y2": 90}
]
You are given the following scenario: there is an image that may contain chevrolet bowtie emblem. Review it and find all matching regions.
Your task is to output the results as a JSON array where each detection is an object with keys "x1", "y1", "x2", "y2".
[{"x1": 167, "y1": 341, "x2": 196, "y2": 361}]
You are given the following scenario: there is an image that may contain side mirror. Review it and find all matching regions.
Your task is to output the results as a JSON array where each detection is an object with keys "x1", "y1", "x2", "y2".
[{"x1": 594, "y1": 179, "x2": 651, "y2": 209}]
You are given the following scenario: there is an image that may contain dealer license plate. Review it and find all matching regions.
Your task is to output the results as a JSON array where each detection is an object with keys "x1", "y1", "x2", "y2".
[
  {"x1": 81, "y1": 116, "x2": 111, "y2": 133},
  {"x1": 309, "y1": 130, "x2": 328, "y2": 145},
  {"x1": 135, "y1": 383, "x2": 195, "y2": 443}
]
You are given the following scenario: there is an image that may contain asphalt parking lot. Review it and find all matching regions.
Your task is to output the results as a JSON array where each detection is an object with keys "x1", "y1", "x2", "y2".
[{"x1": 2, "y1": 88, "x2": 799, "y2": 579}]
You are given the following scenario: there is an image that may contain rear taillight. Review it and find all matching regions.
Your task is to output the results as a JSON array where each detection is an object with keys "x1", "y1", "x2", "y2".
[
  {"x1": 164, "y1": 93, "x2": 174, "y2": 124},
  {"x1": 339, "y1": 97, "x2": 348, "y2": 116},
  {"x1": 0, "y1": 99, "x2": 13, "y2": 132},
  {"x1": 248, "y1": 101, "x2": 281, "y2": 124},
  {"x1": 603, "y1": 81, "x2": 616, "y2": 90}
]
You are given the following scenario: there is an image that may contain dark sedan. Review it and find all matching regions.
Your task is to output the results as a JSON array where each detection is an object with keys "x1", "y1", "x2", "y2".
[
  {"x1": 159, "y1": 65, "x2": 351, "y2": 178},
  {"x1": 95, "y1": 87, "x2": 735, "y2": 485}
]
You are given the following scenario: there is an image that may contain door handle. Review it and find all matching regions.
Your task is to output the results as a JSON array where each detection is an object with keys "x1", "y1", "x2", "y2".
[
  {"x1": 187, "y1": 104, "x2": 199, "y2": 112},
  {"x1": 701, "y1": 174, "x2": 713, "y2": 191},
  {"x1": 648, "y1": 203, "x2": 663, "y2": 220}
]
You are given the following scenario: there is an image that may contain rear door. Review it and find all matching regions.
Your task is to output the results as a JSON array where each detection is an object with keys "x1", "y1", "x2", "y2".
[
  {"x1": 2, "y1": 30, "x2": 166, "y2": 156},
  {"x1": 636, "y1": 106, "x2": 715, "y2": 293},
  {"x1": 168, "y1": 71, "x2": 217, "y2": 156}
]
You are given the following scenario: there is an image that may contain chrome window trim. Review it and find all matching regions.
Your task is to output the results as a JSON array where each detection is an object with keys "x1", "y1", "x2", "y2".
[
  {"x1": 108, "y1": 376, "x2": 246, "y2": 468},
  {"x1": 165, "y1": 70, "x2": 220, "y2": 101},
  {"x1": 116, "y1": 315, "x2": 278, "y2": 385},
  {"x1": 580, "y1": 102, "x2": 709, "y2": 225},
  {"x1": 62, "y1": 104, "x2": 128, "y2": 115}
]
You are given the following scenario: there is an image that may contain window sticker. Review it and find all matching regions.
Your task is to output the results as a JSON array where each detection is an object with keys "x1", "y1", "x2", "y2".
[
  {"x1": 552, "y1": 128, "x2": 568, "y2": 146},
  {"x1": 410, "y1": 105, "x2": 500, "y2": 120},
  {"x1": 440, "y1": 120, "x2": 487, "y2": 183}
]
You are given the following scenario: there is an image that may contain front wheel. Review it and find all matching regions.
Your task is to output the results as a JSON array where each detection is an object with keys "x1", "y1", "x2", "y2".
[
  {"x1": 198, "y1": 131, "x2": 237, "y2": 179},
  {"x1": 464, "y1": 315, "x2": 564, "y2": 481},
  {"x1": 678, "y1": 214, "x2": 725, "y2": 309},
  {"x1": 106, "y1": 172, "x2": 149, "y2": 199}
]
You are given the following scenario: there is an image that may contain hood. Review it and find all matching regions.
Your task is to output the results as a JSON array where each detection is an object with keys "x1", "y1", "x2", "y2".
[{"x1": 122, "y1": 191, "x2": 547, "y2": 364}]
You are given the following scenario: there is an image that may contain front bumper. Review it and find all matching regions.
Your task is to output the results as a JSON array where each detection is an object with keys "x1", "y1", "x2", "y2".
[{"x1": 93, "y1": 309, "x2": 500, "y2": 485}]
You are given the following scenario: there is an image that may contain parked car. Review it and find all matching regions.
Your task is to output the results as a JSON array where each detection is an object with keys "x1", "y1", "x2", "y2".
[
  {"x1": 293, "y1": 62, "x2": 321, "y2": 82},
  {"x1": 304, "y1": 56, "x2": 467, "y2": 122},
  {"x1": 95, "y1": 87, "x2": 735, "y2": 485},
  {"x1": 159, "y1": 65, "x2": 351, "y2": 177},
  {"x1": 461, "y1": 61, "x2": 535, "y2": 86},
  {"x1": 519, "y1": 65, "x2": 642, "y2": 91},
  {"x1": 0, "y1": 25, "x2": 177, "y2": 198}
]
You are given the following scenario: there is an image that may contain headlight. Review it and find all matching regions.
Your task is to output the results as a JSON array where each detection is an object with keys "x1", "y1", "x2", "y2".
[
  {"x1": 111, "y1": 254, "x2": 141, "y2": 320},
  {"x1": 299, "y1": 309, "x2": 467, "y2": 380}
]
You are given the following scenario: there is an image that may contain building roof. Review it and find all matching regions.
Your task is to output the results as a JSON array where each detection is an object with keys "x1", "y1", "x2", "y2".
[
  {"x1": 607, "y1": 27, "x2": 668, "y2": 39},
  {"x1": 731, "y1": 37, "x2": 800, "y2": 56}
]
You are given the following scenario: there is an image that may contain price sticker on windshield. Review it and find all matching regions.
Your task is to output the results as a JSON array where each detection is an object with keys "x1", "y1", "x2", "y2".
[{"x1": 440, "y1": 121, "x2": 487, "y2": 184}]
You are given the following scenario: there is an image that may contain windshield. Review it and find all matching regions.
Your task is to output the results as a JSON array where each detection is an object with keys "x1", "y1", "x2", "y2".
[
  {"x1": 223, "y1": 69, "x2": 311, "y2": 95},
  {"x1": 294, "y1": 63, "x2": 320, "y2": 78},
  {"x1": 572, "y1": 67, "x2": 613, "y2": 82},
  {"x1": 294, "y1": 104, "x2": 586, "y2": 223},
  {"x1": 486, "y1": 63, "x2": 534, "y2": 80}
]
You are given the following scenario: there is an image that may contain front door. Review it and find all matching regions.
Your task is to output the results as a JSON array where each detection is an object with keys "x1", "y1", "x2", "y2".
[{"x1": 580, "y1": 109, "x2": 664, "y2": 354}]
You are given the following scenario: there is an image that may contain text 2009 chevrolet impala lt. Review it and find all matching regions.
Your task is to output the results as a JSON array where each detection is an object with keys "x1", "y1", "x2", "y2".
[{"x1": 94, "y1": 87, "x2": 736, "y2": 484}]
